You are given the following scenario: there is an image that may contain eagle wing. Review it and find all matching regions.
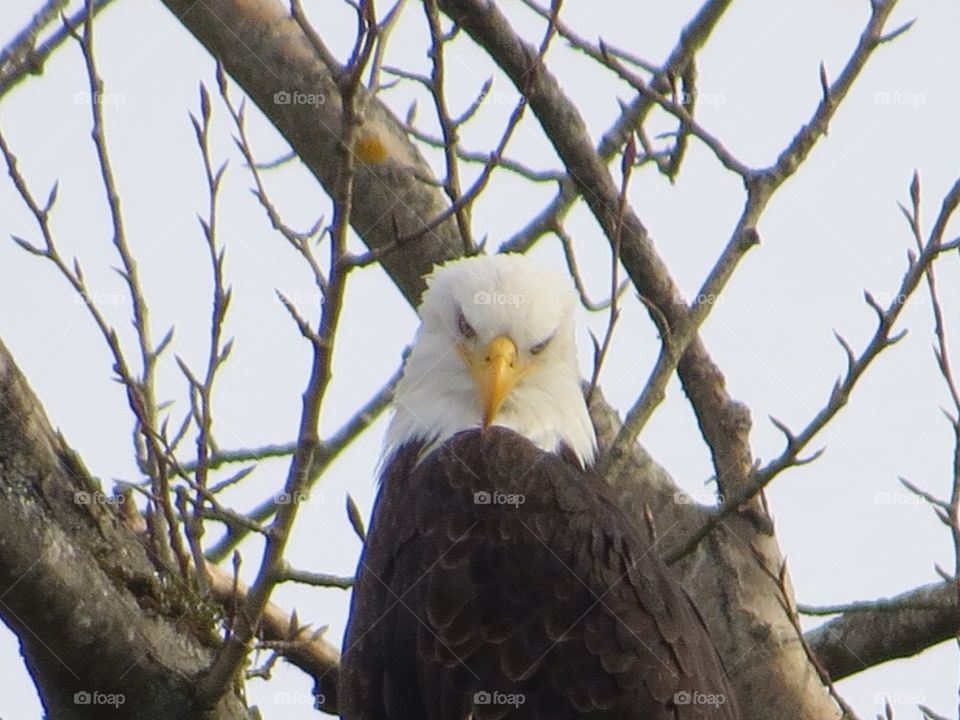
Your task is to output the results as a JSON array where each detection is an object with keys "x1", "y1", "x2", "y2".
[{"x1": 339, "y1": 428, "x2": 740, "y2": 720}]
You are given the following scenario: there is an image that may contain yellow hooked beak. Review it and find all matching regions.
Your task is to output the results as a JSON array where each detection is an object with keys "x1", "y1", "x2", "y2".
[{"x1": 461, "y1": 335, "x2": 527, "y2": 428}]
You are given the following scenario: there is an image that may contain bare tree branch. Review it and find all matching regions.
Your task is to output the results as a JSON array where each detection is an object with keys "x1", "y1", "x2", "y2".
[
  {"x1": 182, "y1": 80, "x2": 233, "y2": 595},
  {"x1": 400, "y1": 117, "x2": 564, "y2": 183},
  {"x1": 804, "y1": 581, "x2": 957, "y2": 682},
  {"x1": 910, "y1": 171, "x2": 960, "y2": 720},
  {"x1": 0, "y1": 0, "x2": 115, "y2": 97},
  {"x1": 751, "y1": 550, "x2": 863, "y2": 720}
]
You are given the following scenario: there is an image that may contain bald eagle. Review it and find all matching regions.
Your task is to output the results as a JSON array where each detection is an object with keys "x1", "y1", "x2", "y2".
[{"x1": 340, "y1": 254, "x2": 740, "y2": 719}]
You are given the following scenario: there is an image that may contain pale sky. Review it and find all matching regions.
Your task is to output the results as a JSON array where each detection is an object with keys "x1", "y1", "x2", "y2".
[{"x1": 0, "y1": 0, "x2": 957, "y2": 717}]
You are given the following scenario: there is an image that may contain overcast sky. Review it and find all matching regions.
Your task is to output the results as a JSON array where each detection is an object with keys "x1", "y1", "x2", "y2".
[{"x1": 1, "y1": 0, "x2": 957, "y2": 717}]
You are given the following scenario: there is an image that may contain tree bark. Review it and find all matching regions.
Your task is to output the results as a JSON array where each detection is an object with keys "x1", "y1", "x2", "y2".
[
  {"x1": 805, "y1": 580, "x2": 958, "y2": 682},
  {"x1": 0, "y1": 339, "x2": 252, "y2": 719}
]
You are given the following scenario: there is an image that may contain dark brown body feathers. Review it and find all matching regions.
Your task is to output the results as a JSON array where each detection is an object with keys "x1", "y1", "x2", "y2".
[{"x1": 340, "y1": 428, "x2": 740, "y2": 719}]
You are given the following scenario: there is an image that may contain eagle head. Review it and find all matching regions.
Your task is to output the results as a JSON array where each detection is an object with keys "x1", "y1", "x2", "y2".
[{"x1": 383, "y1": 253, "x2": 597, "y2": 467}]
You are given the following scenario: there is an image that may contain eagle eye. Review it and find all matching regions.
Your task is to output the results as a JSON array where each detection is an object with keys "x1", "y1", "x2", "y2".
[
  {"x1": 530, "y1": 335, "x2": 553, "y2": 356},
  {"x1": 457, "y1": 311, "x2": 476, "y2": 339}
]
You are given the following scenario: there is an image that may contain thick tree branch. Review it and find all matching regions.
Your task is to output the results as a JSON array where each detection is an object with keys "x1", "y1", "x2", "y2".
[{"x1": 804, "y1": 581, "x2": 957, "y2": 682}]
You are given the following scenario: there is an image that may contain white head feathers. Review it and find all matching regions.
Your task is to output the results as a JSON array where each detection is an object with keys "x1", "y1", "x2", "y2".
[{"x1": 383, "y1": 253, "x2": 597, "y2": 467}]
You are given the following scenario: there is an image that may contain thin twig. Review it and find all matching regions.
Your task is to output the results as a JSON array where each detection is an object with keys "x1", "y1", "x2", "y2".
[
  {"x1": 182, "y1": 83, "x2": 234, "y2": 592},
  {"x1": 74, "y1": 1, "x2": 189, "y2": 575},
  {"x1": 402, "y1": 119, "x2": 563, "y2": 183},
  {"x1": 278, "y1": 566, "x2": 354, "y2": 589},
  {"x1": 423, "y1": 0, "x2": 474, "y2": 253},
  {"x1": 554, "y1": 224, "x2": 626, "y2": 311},
  {"x1": 595, "y1": 48, "x2": 751, "y2": 178},
  {"x1": 366, "y1": 0, "x2": 408, "y2": 94},
  {"x1": 588, "y1": 134, "x2": 633, "y2": 400},
  {"x1": 217, "y1": 64, "x2": 328, "y2": 292},
  {"x1": 518, "y1": 0, "x2": 658, "y2": 74},
  {"x1": 397, "y1": 0, "x2": 564, "y2": 249},
  {"x1": 909, "y1": 171, "x2": 960, "y2": 720}
]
